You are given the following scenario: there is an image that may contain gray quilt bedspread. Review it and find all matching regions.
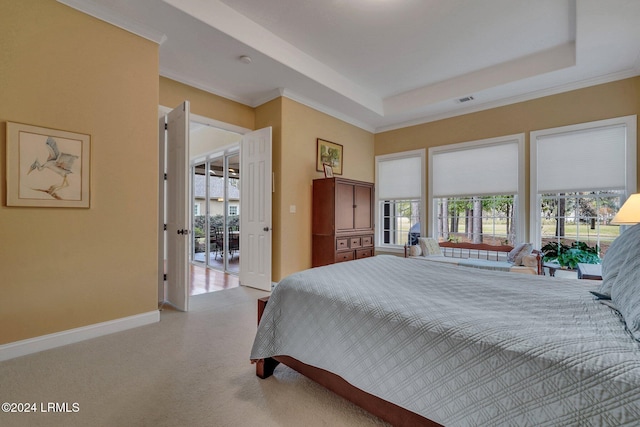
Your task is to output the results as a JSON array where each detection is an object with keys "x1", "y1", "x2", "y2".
[{"x1": 250, "y1": 255, "x2": 640, "y2": 426}]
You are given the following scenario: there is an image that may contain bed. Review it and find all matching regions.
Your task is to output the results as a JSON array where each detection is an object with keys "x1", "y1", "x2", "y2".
[{"x1": 251, "y1": 230, "x2": 640, "y2": 426}]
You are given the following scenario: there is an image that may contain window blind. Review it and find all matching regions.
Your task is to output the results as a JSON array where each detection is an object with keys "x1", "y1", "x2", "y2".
[
  {"x1": 431, "y1": 141, "x2": 519, "y2": 197},
  {"x1": 535, "y1": 124, "x2": 627, "y2": 193},
  {"x1": 378, "y1": 156, "x2": 422, "y2": 199}
]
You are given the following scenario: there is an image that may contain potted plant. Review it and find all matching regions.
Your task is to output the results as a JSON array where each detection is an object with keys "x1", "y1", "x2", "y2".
[{"x1": 541, "y1": 241, "x2": 600, "y2": 269}]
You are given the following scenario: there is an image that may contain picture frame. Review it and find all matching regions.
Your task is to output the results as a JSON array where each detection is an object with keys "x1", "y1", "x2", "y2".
[
  {"x1": 6, "y1": 122, "x2": 91, "y2": 208},
  {"x1": 316, "y1": 138, "x2": 343, "y2": 175},
  {"x1": 323, "y1": 163, "x2": 334, "y2": 178}
]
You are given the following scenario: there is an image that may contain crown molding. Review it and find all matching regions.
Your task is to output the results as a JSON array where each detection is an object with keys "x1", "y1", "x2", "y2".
[
  {"x1": 160, "y1": 69, "x2": 377, "y2": 133},
  {"x1": 57, "y1": 0, "x2": 167, "y2": 44},
  {"x1": 278, "y1": 89, "x2": 376, "y2": 133},
  {"x1": 250, "y1": 88, "x2": 285, "y2": 108}
]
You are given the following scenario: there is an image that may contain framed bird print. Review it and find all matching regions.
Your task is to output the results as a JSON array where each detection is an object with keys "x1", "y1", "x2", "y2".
[{"x1": 6, "y1": 122, "x2": 91, "y2": 208}]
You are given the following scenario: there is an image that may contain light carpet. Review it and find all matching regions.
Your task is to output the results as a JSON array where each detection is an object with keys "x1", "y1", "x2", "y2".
[{"x1": 0, "y1": 286, "x2": 388, "y2": 427}]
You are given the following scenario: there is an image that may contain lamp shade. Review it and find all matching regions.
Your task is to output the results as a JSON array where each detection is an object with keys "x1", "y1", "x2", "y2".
[{"x1": 611, "y1": 194, "x2": 640, "y2": 224}]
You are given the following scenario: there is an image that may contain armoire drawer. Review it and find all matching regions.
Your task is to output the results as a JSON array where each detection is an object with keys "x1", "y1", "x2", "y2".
[
  {"x1": 336, "y1": 239, "x2": 349, "y2": 250},
  {"x1": 356, "y1": 248, "x2": 373, "y2": 259},
  {"x1": 335, "y1": 251, "x2": 355, "y2": 263},
  {"x1": 361, "y1": 235, "x2": 373, "y2": 247}
]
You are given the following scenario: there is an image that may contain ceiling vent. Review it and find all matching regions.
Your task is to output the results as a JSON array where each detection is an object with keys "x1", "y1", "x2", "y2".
[{"x1": 457, "y1": 95, "x2": 475, "y2": 103}]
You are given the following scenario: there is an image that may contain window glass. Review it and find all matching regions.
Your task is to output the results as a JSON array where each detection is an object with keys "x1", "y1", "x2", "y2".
[
  {"x1": 435, "y1": 195, "x2": 517, "y2": 245},
  {"x1": 539, "y1": 191, "x2": 623, "y2": 257},
  {"x1": 380, "y1": 200, "x2": 421, "y2": 246}
]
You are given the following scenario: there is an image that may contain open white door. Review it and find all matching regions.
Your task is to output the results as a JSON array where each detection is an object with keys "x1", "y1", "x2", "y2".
[
  {"x1": 165, "y1": 101, "x2": 190, "y2": 311},
  {"x1": 240, "y1": 127, "x2": 272, "y2": 291},
  {"x1": 158, "y1": 115, "x2": 166, "y2": 304}
]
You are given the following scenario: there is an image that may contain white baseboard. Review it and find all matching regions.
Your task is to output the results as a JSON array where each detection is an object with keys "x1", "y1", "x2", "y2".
[{"x1": 0, "y1": 310, "x2": 160, "y2": 362}]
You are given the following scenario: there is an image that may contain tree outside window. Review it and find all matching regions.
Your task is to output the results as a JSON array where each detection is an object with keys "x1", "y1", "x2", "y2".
[{"x1": 435, "y1": 195, "x2": 516, "y2": 245}]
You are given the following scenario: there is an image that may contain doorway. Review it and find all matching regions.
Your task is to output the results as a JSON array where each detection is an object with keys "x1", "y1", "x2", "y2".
[
  {"x1": 191, "y1": 150, "x2": 241, "y2": 276},
  {"x1": 159, "y1": 104, "x2": 273, "y2": 306}
]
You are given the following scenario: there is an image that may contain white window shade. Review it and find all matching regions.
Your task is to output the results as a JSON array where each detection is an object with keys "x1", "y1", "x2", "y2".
[
  {"x1": 432, "y1": 141, "x2": 519, "y2": 197},
  {"x1": 536, "y1": 125, "x2": 627, "y2": 193},
  {"x1": 378, "y1": 156, "x2": 422, "y2": 199}
]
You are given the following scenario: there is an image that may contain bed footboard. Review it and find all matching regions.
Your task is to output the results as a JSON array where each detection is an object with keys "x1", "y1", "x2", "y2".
[
  {"x1": 253, "y1": 296, "x2": 441, "y2": 427},
  {"x1": 254, "y1": 297, "x2": 279, "y2": 378}
]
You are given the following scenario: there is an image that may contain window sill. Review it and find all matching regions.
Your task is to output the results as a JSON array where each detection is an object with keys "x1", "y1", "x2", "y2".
[{"x1": 375, "y1": 245, "x2": 405, "y2": 255}]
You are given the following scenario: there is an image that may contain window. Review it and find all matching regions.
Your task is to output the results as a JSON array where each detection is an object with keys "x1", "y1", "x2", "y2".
[
  {"x1": 375, "y1": 149, "x2": 425, "y2": 249},
  {"x1": 435, "y1": 195, "x2": 517, "y2": 245},
  {"x1": 531, "y1": 115, "x2": 637, "y2": 255},
  {"x1": 380, "y1": 200, "x2": 421, "y2": 246},
  {"x1": 229, "y1": 205, "x2": 238, "y2": 216},
  {"x1": 429, "y1": 134, "x2": 525, "y2": 245},
  {"x1": 539, "y1": 191, "x2": 624, "y2": 255},
  {"x1": 194, "y1": 203, "x2": 201, "y2": 216}
]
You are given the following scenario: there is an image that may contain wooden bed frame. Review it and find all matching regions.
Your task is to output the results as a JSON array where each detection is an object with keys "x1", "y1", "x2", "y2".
[{"x1": 253, "y1": 297, "x2": 443, "y2": 427}]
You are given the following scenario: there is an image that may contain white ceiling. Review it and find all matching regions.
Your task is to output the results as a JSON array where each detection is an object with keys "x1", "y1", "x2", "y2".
[{"x1": 60, "y1": 0, "x2": 640, "y2": 132}]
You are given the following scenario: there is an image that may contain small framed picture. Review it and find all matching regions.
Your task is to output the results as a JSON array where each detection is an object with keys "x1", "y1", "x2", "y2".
[
  {"x1": 6, "y1": 122, "x2": 91, "y2": 208},
  {"x1": 316, "y1": 138, "x2": 343, "y2": 175},
  {"x1": 323, "y1": 163, "x2": 333, "y2": 178}
]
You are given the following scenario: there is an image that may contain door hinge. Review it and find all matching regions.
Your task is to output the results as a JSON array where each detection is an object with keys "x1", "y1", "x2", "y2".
[
  {"x1": 163, "y1": 274, "x2": 167, "y2": 281},
  {"x1": 164, "y1": 224, "x2": 167, "y2": 231},
  {"x1": 164, "y1": 123, "x2": 168, "y2": 130},
  {"x1": 164, "y1": 173, "x2": 167, "y2": 180}
]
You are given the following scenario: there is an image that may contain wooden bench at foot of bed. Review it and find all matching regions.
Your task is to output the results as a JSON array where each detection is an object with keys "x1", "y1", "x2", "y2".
[{"x1": 253, "y1": 296, "x2": 442, "y2": 427}]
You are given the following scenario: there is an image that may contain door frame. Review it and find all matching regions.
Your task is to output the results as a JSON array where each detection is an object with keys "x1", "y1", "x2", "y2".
[{"x1": 158, "y1": 106, "x2": 260, "y2": 303}]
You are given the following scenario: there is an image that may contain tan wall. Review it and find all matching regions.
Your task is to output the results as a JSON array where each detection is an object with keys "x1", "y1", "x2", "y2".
[
  {"x1": 0, "y1": 1, "x2": 160, "y2": 344},
  {"x1": 277, "y1": 98, "x2": 374, "y2": 280},
  {"x1": 200, "y1": 95, "x2": 375, "y2": 281},
  {"x1": 160, "y1": 77, "x2": 255, "y2": 131},
  {"x1": 375, "y1": 77, "x2": 640, "y2": 239}
]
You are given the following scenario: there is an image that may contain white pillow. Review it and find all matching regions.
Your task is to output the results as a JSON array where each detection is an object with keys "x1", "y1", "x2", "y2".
[
  {"x1": 418, "y1": 237, "x2": 442, "y2": 256},
  {"x1": 408, "y1": 245, "x2": 422, "y2": 257},
  {"x1": 507, "y1": 243, "x2": 533, "y2": 265}
]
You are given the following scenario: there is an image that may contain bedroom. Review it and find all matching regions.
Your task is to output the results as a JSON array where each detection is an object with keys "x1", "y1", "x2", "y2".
[{"x1": 1, "y1": 0, "x2": 640, "y2": 425}]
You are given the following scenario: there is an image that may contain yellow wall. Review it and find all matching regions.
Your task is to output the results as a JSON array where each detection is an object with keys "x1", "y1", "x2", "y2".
[
  {"x1": 0, "y1": 1, "x2": 160, "y2": 344},
  {"x1": 256, "y1": 97, "x2": 375, "y2": 281},
  {"x1": 277, "y1": 98, "x2": 374, "y2": 279},
  {"x1": 375, "y1": 77, "x2": 640, "y2": 239}
]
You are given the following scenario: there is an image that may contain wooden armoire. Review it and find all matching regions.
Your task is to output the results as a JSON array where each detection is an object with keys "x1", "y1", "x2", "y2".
[{"x1": 312, "y1": 177, "x2": 375, "y2": 267}]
